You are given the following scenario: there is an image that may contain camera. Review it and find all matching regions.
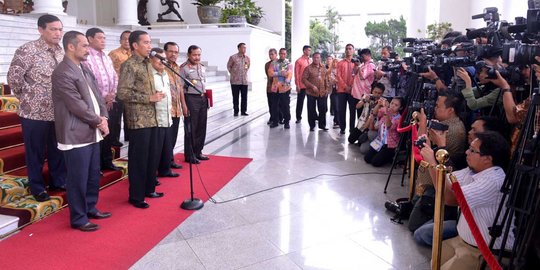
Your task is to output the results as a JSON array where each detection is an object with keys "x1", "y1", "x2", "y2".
[
  {"x1": 385, "y1": 198, "x2": 413, "y2": 220},
  {"x1": 502, "y1": 41, "x2": 540, "y2": 65},
  {"x1": 427, "y1": 120, "x2": 449, "y2": 131},
  {"x1": 410, "y1": 100, "x2": 436, "y2": 119},
  {"x1": 414, "y1": 137, "x2": 427, "y2": 148},
  {"x1": 351, "y1": 56, "x2": 362, "y2": 64}
]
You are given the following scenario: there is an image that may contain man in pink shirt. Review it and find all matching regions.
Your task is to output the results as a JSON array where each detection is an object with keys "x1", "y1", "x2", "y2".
[
  {"x1": 294, "y1": 45, "x2": 312, "y2": 123},
  {"x1": 351, "y1": 48, "x2": 376, "y2": 118},
  {"x1": 83, "y1": 28, "x2": 121, "y2": 171},
  {"x1": 336, "y1": 44, "x2": 357, "y2": 135}
]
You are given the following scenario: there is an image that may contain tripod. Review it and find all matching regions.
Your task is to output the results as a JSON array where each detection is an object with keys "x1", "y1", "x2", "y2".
[
  {"x1": 483, "y1": 82, "x2": 540, "y2": 269},
  {"x1": 383, "y1": 72, "x2": 425, "y2": 199},
  {"x1": 161, "y1": 60, "x2": 204, "y2": 210}
]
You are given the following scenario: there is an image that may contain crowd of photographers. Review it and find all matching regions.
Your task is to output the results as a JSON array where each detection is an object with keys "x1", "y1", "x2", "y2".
[{"x1": 276, "y1": 8, "x2": 540, "y2": 267}]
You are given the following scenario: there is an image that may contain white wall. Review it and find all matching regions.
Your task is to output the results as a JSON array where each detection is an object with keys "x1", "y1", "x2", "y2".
[{"x1": 145, "y1": 27, "x2": 282, "y2": 82}]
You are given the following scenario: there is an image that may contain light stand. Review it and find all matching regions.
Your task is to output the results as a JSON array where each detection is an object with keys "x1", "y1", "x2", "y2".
[{"x1": 160, "y1": 59, "x2": 204, "y2": 210}]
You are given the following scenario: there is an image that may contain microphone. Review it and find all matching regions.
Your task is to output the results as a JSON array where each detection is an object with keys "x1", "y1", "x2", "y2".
[
  {"x1": 150, "y1": 50, "x2": 166, "y2": 61},
  {"x1": 150, "y1": 51, "x2": 197, "y2": 89}
]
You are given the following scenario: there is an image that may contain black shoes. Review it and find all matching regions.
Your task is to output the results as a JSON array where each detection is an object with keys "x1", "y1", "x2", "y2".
[
  {"x1": 156, "y1": 179, "x2": 161, "y2": 186},
  {"x1": 310, "y1": 127, "x2": 315, "y2": 131},
  {"x1": 158, "y1": 172, "x2": 180, "y2": 177},
  {"x1": 129, "y1": 199, "x2": 150, "y2": 209},
  {"x1": 73, "y1": 222, "x2": 99, "y2": 232},
  {"x1": 49, "y1": 185, "x2": 66, "y2": 192},
  {"x1": 102, "y1": 163, "x2": 122, "y2": 171},
  {"x1": 284, "y1": 123, "x2": 290, "y2": 129},
  {"x1": 146, "y1": 192, "x2": 164, "y2": 198},
  {"x1": 112, "y1": 141, "x2": 124, "y2": 147},
  {"x1": 295, "y1": 119, "x2": 301, "y2": 123},
  {"x1": 186, "y1": 158, "x2": 200, "y2": 164},
  {"x1": 234, "y1": 112, "x2": 239, "y2": 116},
  {"x1": 170, "y1": 162, "x2": 183, "y2": 169},
  {"x1": 340, "y1": 130, "x2": 345, "y2": 135},
  {"x1": 34, "y1": 191, "x2": 51, "y2": 202},
  {"x1": 196, "y1": 154, "x2": 210, "y2": 161},
  {"x1": 269, "y1": 123, "x2": 278, "y2": 128},
  {"x1": 319, "y1": 127, "x2": 329, "y2": 131},
  {"x1": 88, "y1": 211, "x2": 112, "y2": 219},
  {"x1": 241, "y1": 112, "x2": 249, "y2": 116}
]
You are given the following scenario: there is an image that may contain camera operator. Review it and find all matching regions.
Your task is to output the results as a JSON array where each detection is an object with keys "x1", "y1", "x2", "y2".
[
  {"x1": 408, "y1": 90, "x2": 467, "y2": 232},
  {"x1": 413, "y1": 115, "x2": 504, "y2": 246},
  {"x1": 502, "y1": 56, "x2": 540, "y2": 151},
  {"x1": 375, "y1": 46, "x2": 396, "y2": 97},
  {"x1": 351, "y1": 49, "x2": 376, "y2": 127},
  {"x1": 419, "y1": 131, "x2": 513, "y2": 270}
]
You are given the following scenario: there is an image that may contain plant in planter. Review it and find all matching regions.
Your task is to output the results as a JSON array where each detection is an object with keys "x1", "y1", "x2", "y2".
[
  {"x1": 220, "y1": 0, "x2": 246, "y2": 24},
  {"x1": 243, "y1": 0, "x2": 264, "y2": 25},
  {"x1": 192, "y1": 0, "x2": 223, "y2": 24}
]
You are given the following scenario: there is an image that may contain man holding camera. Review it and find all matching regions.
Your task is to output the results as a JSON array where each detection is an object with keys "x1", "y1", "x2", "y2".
[
  {"x1": 408, "y1": 90, "x2": 467, "y2": 232},
  {"x1": 375, "y1": 46, "x2": 396, "y2": 97},
  {"x1": 419, "y1": 131, "x2": 513, "y2": 270}
]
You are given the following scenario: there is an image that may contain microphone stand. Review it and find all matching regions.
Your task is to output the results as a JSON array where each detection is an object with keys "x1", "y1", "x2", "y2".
[{"x1": 161, "y1": 59, "x2": 204, "y2": 210}]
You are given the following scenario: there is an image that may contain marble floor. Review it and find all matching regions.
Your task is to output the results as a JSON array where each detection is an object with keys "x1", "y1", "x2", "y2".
[{"x1": 131, "y1": 112, "x2": 431, "y2": 270}]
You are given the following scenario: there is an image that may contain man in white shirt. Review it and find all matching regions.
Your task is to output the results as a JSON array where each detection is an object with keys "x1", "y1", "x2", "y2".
[{"x1": 420, "y1": 131, "x2": 513, "y2": 269}]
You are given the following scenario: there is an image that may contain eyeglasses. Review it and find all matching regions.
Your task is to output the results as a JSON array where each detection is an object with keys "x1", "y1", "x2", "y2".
[{"x1": 467, "y1": 147, "x2": 483, "y2": 155}]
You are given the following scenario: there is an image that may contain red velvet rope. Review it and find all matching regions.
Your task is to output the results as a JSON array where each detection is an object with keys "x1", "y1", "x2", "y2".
[
  {"x1": 451, "y1": 182, "x2": 503, "y2": 270},
  {"x1": 395, "y1": 112, "x2": 423, "y2": 163}
]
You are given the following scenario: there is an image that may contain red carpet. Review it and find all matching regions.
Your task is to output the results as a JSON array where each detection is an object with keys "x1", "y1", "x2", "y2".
[{"x1": 0, "y1": 153, "x2": 251, "y2": 270}]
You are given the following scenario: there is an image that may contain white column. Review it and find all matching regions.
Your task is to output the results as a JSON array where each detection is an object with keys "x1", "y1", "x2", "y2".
[
  {"x1": 406, "y1": 0, "x2": 428, "y2": 38},
  {"x1": 291, "y1": 0, "x2": 309, "y2": 62},
  {"x1": 31, "y1": 0, "x2": 65, "y2": 15},
  {"x1": 147, "y1": 0, "x2": 161, "y2": 24},
  {"x1": 117, "y1": 0, "x2": 139, "y2": 26}
]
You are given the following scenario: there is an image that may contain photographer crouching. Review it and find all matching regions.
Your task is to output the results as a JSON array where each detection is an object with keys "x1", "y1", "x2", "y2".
[
  {"x1": 408, "y1": 90, "x2": 467, "y2": 233},
  {"x1": 419, "y1": 131, "x2": 513, "y2": 270}
]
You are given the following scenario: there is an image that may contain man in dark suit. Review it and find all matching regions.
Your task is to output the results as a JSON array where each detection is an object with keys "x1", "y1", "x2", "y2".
[{"x1": 52, "y1": 31, "x2": 112, "y2": 232}]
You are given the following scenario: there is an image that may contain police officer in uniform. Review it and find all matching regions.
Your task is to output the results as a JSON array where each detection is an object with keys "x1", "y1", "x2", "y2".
[{"x1": 180, "y1": 45, "x2": 209, "y2": 164}]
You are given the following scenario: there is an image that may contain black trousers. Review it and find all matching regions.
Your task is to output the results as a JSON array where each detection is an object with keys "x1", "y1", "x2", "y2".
[
  {"x1": 19, "y1": 117, "x2": 66, "y2": 195},
  {"x1": 170, "y1": 117, "x2": 180, "y2": 162},
  {"x1": 337, "y1": 93, "x2": 358, "y2": 133},
  {"x1": 100, "y1": 103, "x2": 121, "y2": 167},
  {"x1": 270, "y1": 91, "x2": 291, "y2": 124},
  {"x1": 330, "y1": 87, "x2": 339, "y2": 125},
  {"x1": 184, "y1": 94, "x2": 208, "y2": 159},
  {"x1": 127, "y1": 127, "x2": 159, "y2": 202},
  {"x1": 63, "y1": 143, "x2": 100, "y2": 227},
  {"x1": 364, "y1": 145, "x2": 395, "y2": 167},
  {"x1": 307, "y1": 95, "x2": 328, "y2": 129},
  {"x1": 109, "y1": 101, "x2": 123, "y2": 144},
  {"x1": 231, "y1": 84, "x2": 248, "y2": 114},
  {"x1": 295, "y1": 88, "x2": 306, "y2": 121},
  {"x1": 157, "y1": 126, "x2": 174, "y2": 175}
]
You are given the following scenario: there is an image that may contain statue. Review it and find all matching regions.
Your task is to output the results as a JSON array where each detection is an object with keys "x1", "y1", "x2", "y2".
[
  {"x1": 137, "y1": 0, "x2": 150, "y2": 25},
  {"x1": 157, "y1": 0, "x2": 184, "y2": 22}
]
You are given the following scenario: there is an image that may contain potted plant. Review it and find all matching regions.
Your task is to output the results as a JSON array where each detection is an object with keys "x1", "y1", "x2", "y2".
[
  {"x1": 221, "y1": 0, "x2": 246, "y2": 24},
  {"x1": 192, "y1": 0, "x2": 222, "y2": 24},
  {"x1": 243, "y1": 0, "x2": 264, "y2": 25}
]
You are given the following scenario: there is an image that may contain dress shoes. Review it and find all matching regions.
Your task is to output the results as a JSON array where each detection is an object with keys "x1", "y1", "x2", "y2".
[
  {"x1": 269, "y1": 123, "x2": 278, "y2": 128},
  {"x1": 319, "y1": 127, "x2": 329, "y2": 131},
  {"x1": 34, "y1": 191, "x2": 51, "y2": 202},
  {"x1": 145, "y1": 192, "x2": 164, "y2": 198},
  {"x1": 102, "y1": 163, "x2": 122, "y2": 171},
  {"x1": 48, "y1": 185, "x2": 66, "y2": 192},
  {"x1": 284, "y1": 123, "x2": 290, "y2": 129},
  {"x1": 309, "y1": 127, "x2": 315, "y2": 131},
  {"x1": 156, "y1": 179, "x2": 161, "y2": 186},
  {"x1": 129, "y1": 199, "x2": 150, "y2": 209},
  {"x1": 73, "y1": 222, "x2": 99, "y2": 232},
  {"x1": 241, "y1": 112, "x2": 249, "y2": 116},
  {"x1": 185, "y1": 157, "x2": 200, "y2": 164},
  {"x1": 196, "y1": 154, "x2": 210, "y2": 161},
  {"x1": 170, "y1": 162, "x2": 183, "y2": 169},
  {"x1": 234, "y1": 112, "x2": 239, "y2": 116},
  {"x1": 88, "y1": 211, "x2": 112, "y2": 219},
  {"x1": 112, "y1": 141, "x2": 124, "y2": 147},
  {"x1": 158, "y1": 172, "x2": 180, "y2": 178},
  {"x1": 295, "y1": 119, "x2": 301, "y2": 123}
]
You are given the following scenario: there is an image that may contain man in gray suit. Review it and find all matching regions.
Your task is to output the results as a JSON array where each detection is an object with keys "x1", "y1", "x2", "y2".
[{"x1": 52, "y1": 31, "x2": 112, "y2": 232}]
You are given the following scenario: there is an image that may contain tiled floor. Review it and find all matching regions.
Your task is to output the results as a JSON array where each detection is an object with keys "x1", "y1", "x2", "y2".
[{"x1": 131, "y1": 109, "x2": 431, "y2": 270}]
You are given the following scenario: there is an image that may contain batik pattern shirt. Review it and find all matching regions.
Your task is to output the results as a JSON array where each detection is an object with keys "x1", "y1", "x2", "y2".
[
  {"x1": 117, "y1": 55, "x2": 157, "y2": 129},
  {"x1": 301, "y1": 63, "x2": 329, "y2": 97},
  {"x1": 269, "y1": 59, "x2": 293, "y2": 93},
  {"x1": 227, "y1": 53, "x2": 250, "y2": 85},
  {"x1": 84, "y1": 47, "x2": 118, "y2": 97},
  {"x1": 7, "y1": 38, "x2": 64, "y2": 121},
  {"x1": 108, "y1": 47, "x2": 131, "y2": 75},
  {"x1": 165, "y1": 61, "x2": 184, "y2": 117}
]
